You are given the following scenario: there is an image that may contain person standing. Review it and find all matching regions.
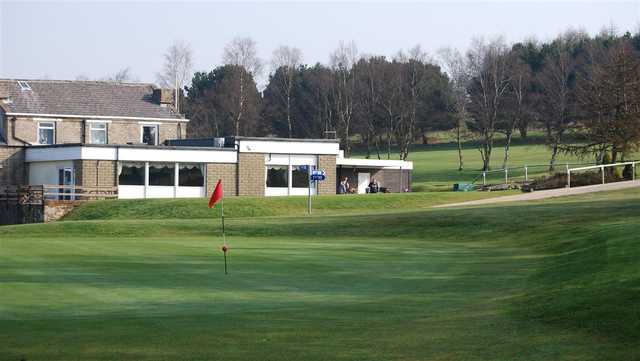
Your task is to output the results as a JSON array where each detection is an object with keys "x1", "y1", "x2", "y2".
[{"x1": 338, "y1": 177, "x2": 350, "y2": 194}]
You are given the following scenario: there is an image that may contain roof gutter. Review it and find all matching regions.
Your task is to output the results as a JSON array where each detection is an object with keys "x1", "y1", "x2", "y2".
[{"x1": 5, "y1": 112, "x2": 189, "y2": 123}]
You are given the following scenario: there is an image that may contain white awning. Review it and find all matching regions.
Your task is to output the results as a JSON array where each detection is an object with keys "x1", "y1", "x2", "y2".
[{"x1": 336, "y1": 157, "x2": 413, "y2": 170}]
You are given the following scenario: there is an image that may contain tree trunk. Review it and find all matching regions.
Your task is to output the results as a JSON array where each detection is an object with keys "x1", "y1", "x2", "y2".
[
  {"x1": 364, "y1": 132, "x2": 371, "y2": 159},
  {"x1": 387, "y1": 112, "x2": 393, "y2": 160},
  {"x1": 549, "y1": 142, "x2": 559, "y2": 172},
  {"x1": 235, "y1": 71, "x2": 245, "y2": 136},
  {"x1": 479, "y1": 129, "x2": 493, "y2": 171},
  {"x1": 518, "y1": 123, "x2": 528, "y2": 139},
  {"x1": 456, "y1": 122, "x2": 464, "y2": 171},
  {"x1": 502, "y1": 122, "x2": 516, "y2": 169},
  {"x1": 286, "y1": 90, "x2": 292, "y2": 138}
]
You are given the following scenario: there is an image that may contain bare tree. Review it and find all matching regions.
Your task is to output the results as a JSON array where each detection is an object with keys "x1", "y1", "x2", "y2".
[
  {"x1": 223, "y1": 37, "x2": 263, "y2": 75},
  {"x1": 395, "y1": 45, "x2": 431, "y2": 160},
  {"x1": 222, "y1": 37, "x2": 263, "y2": 135},
  {"x1": 538, "y1": 31, "x2": 585, "y2": 170},
  {"x1": 501, "y1": 55, "x2": 532, "y2": 169},
  {"x1": 438, "y1": 47, "x2": 471, "y2": 170},
  {"x1": 103, "y1": 67, "x2": 137, "y2": 83},
  {"x1": 271, "y1": 45, "x2": 303, "y2": 137},
  {"x1": 354, "y1": 56, "x2": 386, "y2": 159},
  {"x1": 330, "y1": 41, "x2": 359, "y2": 156},
  {"x1": 466, "y1": 37, "x2": 512, "y2": 171},
  {"x1": 156, "y1": 40, "x2": 193, "y2": 114},
  {"x1": 574, "y1": 39, "x2": 640, "y2": 165}
]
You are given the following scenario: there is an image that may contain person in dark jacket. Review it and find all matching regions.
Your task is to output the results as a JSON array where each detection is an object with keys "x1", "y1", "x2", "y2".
[
  {"x1": 338, "y1": 177, "x2": 349, "y2": 194},
  {"x1": 368, "y1": 178, "x2": 380, "y2": 193}
]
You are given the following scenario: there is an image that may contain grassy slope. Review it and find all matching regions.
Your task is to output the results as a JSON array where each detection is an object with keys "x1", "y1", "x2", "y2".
[
  {"x1": 64, "y1": 191, "x2": 516, "y2": 221},
  {"x1": 2, "y1": 189, "x2": 640, "y2": 360}
]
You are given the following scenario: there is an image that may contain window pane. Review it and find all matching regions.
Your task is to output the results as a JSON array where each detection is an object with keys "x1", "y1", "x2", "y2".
[
  {"x1": 38, "y1": 123, "x2": 54, "y2": 145},
  {"x1": 91, "y1": 124, "x2": 107, "y2": 144},
  {"x1": 39, "y1": 128, "x2": 54, "y2": 144},
  {"x1": 142, "y1": 126, "x2": 157, "y2": 145},
  {"x1": 149, "y1": 163, "x2": 174, "y2": 186},
  {"x1": 292, "y1": 165, "x2": 310, "y2": 188},
  {"x1": 266, "y1": 166, "x2": 288, "y2": 188},
  {"x1": 179, "y1": 164, "x2": 204, "y2": 186},
  {"x1": 118, "y1": 162, "x2": 145, "y2": 185}
]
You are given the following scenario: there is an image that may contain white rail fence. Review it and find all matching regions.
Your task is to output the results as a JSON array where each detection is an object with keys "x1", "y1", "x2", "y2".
[
  {"x1": 567, "y1": 161, "x2": 638, "y2": 188},
  {"x1": 477, "y1": 162, "x2": 596, "y2": 185}
]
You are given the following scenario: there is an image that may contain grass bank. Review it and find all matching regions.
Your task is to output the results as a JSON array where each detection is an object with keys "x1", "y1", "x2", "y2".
[{"x1": 64, "y1": 190, "x2": 515, "y2": 221}]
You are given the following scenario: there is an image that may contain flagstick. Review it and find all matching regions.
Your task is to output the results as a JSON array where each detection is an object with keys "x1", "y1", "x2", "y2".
[
  {"x1": 223, "y1": 251, "x2": 227, "y2": 275},
  {"x1": 221, "y1": 197, "x2": 226, "y2": 245},
  {"x1": 221, "y1": 197, "x2": 228, "y2": 275}
]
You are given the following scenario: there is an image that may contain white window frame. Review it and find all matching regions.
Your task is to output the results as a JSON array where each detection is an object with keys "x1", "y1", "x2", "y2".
[
  {"x1": 18, "y1": 81, "x2": 32, "y2": 91},
  {"x1": 89, "y1": 121, "x2": 108, "y2": 144},
  {"x1": 265, "y1": 154, "x2": 318, "y2": 196},
  {"x1": 140, "y1": 123, "x2": 159, "y2": 146},
  {"x1": 37, "y1": 121, "x2": 56, "y2": 145}
]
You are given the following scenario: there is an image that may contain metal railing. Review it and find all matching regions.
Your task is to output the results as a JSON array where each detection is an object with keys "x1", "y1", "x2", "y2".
[
  {"x1": 567, "y1": 161, "x2": 638, "y2": 188},
  {"x1": 475, "y1": 162, "x2": 597, "y2": 185},
  {"x1": 42, "y1": 184, "x2": 118, "y2": 201},
  {"x1": 0, "y1": 185, "x2": 44, "y2": 204}
]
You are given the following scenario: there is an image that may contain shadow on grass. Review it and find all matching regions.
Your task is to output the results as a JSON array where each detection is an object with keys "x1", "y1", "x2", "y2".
[{"x1": 510, "y1": 225, "x2": 640, "y2": 342}]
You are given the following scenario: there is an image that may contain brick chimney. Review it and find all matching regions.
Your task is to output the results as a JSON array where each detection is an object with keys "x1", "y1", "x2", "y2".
[{"x1": 152, "y1": 88, "x2": 174, "y2": 107}]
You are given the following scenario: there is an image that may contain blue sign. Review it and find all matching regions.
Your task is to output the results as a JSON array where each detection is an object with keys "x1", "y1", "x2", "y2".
[{"x1": 310, "y1": 169, "x2": 326, "y2": 181}]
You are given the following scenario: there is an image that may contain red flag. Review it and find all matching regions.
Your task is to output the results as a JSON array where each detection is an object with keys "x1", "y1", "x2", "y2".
[{"x1": 208, "y1": 179, "x2": 223, "y2": 208}]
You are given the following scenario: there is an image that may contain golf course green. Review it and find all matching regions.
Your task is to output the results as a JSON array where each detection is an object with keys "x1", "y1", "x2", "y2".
[{"x1": 1, "y1": 187, "x2": 639, "y2": 360}]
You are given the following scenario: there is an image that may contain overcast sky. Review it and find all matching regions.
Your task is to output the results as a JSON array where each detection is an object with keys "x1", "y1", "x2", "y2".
[{"x1": 1, "y1": 0, "x2": 639, "y2": 85}]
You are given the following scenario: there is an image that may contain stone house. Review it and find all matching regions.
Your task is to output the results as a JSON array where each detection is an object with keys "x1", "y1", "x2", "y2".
[{"x1": 0, "y1": 79, "x2": 412, "y2": 199}]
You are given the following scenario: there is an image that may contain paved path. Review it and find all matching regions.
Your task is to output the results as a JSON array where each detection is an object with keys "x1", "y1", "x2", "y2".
[{"x1": 434, "y1": 180, "x2": 640, "y2": 208}]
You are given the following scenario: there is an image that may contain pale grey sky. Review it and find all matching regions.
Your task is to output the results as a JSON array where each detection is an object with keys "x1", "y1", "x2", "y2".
[{"x1": 1, "y1": 0, "x2": 639, "y2": 85}]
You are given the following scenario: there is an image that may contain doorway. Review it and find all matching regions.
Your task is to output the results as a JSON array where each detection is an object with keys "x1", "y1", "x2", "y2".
[
  {"x1": 58, "y1": 167, "x2": 74, "y2": 200},
  {"x1": 357, "y1": 172, "x2": 370, "y2": 194}
]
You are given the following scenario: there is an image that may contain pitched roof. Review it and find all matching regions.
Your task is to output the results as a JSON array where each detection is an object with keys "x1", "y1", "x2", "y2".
[{"x1": 0, "y1": 79, "x2": 184, "y2": 120}]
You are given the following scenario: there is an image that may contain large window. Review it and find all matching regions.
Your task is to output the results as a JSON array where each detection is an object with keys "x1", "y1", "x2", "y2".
[
  {"x1": 179, "y1": 164, "x2": 204, "y2": 186},
  {"x1": 266, "y1": 166, "x2": 288, "y2": 188},
  {"x1": 141, "y1": 125, "x2": 158, "y2": 145},
  {"x1": 38, "y1": 122, "x2": 55, "y2": 145},
  {"x1": 292, "y1": 165, "x2": 311, "y2": 188},
  {"x1": 119, "y1": 162, "x2": 145, "y2": 185},
  {"x1": 149, "y1": 163, "x2": 174, "y2": 186},
  {"x1": 90, "y1": 122, "x2": 107, "y2": 144}
]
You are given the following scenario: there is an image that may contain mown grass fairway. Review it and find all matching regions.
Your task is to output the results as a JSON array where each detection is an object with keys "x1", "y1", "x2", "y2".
[{"x1": 1, "y1": 189, "x2": 639, "y2": 360}]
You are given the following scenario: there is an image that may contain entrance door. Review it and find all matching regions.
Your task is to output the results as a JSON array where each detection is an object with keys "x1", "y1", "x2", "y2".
[
  {"x1": 357, "y1": 172, "x2": 370, "y2": 194},
  {"x1": 58, "y1": 168, "x2": 74, "y2": 200}
]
